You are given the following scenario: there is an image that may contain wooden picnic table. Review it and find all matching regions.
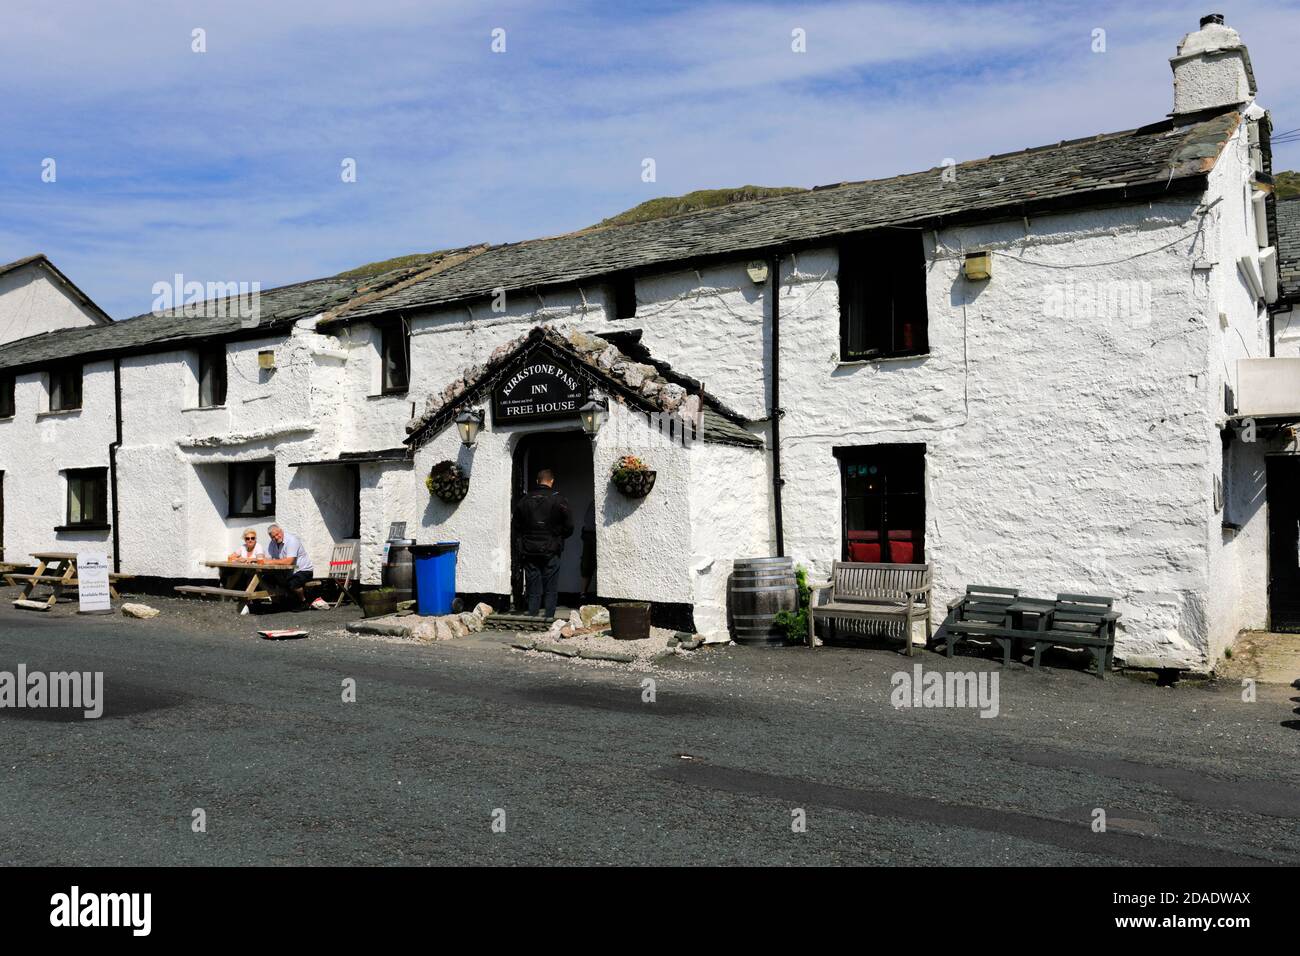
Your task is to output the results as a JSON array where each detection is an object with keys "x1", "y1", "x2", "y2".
[
  {"x1": 4, "y1": 552, "x2": 129, "y2": 610},
  {"x1": 174, "y1": 560, "x2": 276, "y2": 608}
]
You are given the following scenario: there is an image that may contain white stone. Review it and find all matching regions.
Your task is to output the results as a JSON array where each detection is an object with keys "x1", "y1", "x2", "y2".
[{"x1": 121, "y1": 603, "x2": 160, "y2": 620}]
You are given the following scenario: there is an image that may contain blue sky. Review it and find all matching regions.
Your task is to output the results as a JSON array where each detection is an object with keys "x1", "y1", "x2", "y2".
[{"x1": 2, "y1": 0, "x2": 1297, "y2": 319}]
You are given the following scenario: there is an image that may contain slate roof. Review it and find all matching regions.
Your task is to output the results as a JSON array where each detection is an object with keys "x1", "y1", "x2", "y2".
[
  {"x1": 0, "y1": 107, "x2": 1244, "y2": 371},
  {"x1": 405, "y1": 326, "x2": 763, "y2": 450},
  {"x1": 328, "y1": 108, "x2": 1242, "y2": 325},
  {"x1": 1276, "y1": 198, "x2": 1300, "y2": 303},
  {"x1": 0, "y1": 245, "x2": 484, "y2": 373}
]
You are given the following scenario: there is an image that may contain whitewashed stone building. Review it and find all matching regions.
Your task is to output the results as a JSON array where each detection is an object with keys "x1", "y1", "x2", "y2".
[{"x1": 0, "y1": 16, "x2": 1293, "y2": 669}]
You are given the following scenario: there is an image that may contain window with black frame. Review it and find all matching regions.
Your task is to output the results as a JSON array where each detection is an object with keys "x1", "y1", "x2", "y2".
[
  {"x1": 198, "y1": 347, "x2": 227, "y2": 407},
  {"x1": 49, "y1": 364, "x2": 82, "y2": 411},
  {"x1": 836, "y1": 444, "x2": 926, "y2": 564},
  {"x1": 838, "y1": 231, "x2": 928, "y2": 361},
  {"x1": 381, "y1": 321, "x2": 410, "y2": 393},
  {"x1": 65, "y1": 468, "x2": 108, "y2": 528},
  {"x1": 228, "y1": 462, "x2": 275, "y2": 518},
  {"x1": 0, "y1": 373, "x2": 14, "y2": 418}
]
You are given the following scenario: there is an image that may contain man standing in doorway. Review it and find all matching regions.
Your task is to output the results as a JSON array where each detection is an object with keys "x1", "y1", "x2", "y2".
[{"x1": 513, "y1": 468, "x2": 574, "y2": 619}]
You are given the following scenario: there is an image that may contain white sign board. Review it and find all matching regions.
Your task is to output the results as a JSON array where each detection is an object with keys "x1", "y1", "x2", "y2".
[{"x1": 77, "y1": 552, "x2": 113, "y2": 614}]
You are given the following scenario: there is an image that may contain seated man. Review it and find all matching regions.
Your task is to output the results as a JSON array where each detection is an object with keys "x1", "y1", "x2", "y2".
[{"x1": 260, "y1": 524, "x2": 314, "y2": 608}]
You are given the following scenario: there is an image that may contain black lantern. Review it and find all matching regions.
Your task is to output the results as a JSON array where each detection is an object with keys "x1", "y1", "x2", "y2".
[
  {"x1": 579, "y1": 398, "x2": 609, "y2": 437},
  {"x1": 455, "y1": 408, "x2": 485, "y2": 447}
]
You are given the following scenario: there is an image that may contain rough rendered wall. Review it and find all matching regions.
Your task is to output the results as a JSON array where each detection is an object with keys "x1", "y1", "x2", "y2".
[
  {"x1": 0, "y1": 263, "x2": 103, "y2": 346},
  {"x1": 0, "y1": 359, "x2": 116, "y2": 561},
  {"x1": 774, "y1": 209, "x2": 1217, "y2": 668},
  {"x1": 1200, "y1": 120, "x2": 1273, "y2": 658},
  {"x1": 688, "y1": 441, "x2": 770, "y2": 633}
]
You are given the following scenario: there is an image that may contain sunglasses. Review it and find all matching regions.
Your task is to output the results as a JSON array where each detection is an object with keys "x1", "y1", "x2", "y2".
[{"x1": 244, "y1": 536, "x2": 257, "y2": 541}]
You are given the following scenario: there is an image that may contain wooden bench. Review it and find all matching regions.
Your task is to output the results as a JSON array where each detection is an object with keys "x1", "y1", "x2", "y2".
[{"x1": 807, "y1": 562, "x2": 932, "y2": 656}]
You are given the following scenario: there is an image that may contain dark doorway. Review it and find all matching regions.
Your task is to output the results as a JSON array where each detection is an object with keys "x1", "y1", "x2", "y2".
[
  {"x1": 510, "y1": 431, "x2": 594, "y2": 610},
  {"x1": 1266, "y1": 455, "x2": 1300, "y2": 631},
  {"x1": 835, "y1": 444, "x2": 926, "y2": 564}
]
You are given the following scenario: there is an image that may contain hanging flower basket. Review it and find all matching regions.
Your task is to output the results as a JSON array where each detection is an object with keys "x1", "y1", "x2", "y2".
[
  {"x1": 426, "y1": 460, "x2": 470, "y2": 503},
  {"x1": 612, "y1": 455, "x2": 656, "y2": 498}
]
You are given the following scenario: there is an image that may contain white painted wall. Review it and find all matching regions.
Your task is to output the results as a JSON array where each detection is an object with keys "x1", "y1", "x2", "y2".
[{"x1": 0, "y1": 261, "x2": 104, "y2": 347}]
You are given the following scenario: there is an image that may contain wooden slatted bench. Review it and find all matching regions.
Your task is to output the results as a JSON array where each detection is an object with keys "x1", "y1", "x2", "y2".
[{"x1": 807, "y1": 561, "x2": 932, "y2": 656}]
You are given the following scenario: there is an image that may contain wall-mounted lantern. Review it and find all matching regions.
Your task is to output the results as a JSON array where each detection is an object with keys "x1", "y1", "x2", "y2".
[
  {"x1": 579, "y1": 398, "x2": 609, "y2": 437},
  {"x1": 455, "y1": 408, "x2": 485, "y2": 447}
]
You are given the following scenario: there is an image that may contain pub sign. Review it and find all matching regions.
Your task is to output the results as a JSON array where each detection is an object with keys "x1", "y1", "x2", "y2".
[{"x1": 492, "y1": 358, "x2": 588, "y2": 424}]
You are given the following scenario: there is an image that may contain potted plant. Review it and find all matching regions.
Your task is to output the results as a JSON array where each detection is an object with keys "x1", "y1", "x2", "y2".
[
  {"x1": 358, "y1": 586, "x2": 400, "y2": 619},
  {"x1": 611, "y1": 455, "x2": 656, "y2": 498},
  {"x1": 426, "y1": 460, "x2": 470, "y2": 502}
]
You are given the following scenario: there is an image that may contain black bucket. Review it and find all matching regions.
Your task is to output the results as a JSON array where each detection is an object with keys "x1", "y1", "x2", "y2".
[{"x1": 609, "y1": 602, "x2": 651, "y2": 640}]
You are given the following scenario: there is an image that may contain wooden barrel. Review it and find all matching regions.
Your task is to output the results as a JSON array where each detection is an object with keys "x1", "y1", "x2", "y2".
[
  {"x1": 729, "y1": 556, "x2": 798, "y2": 647},
  {"x1": 382, "y1": 538, "x2": 416, "y2": 604}
]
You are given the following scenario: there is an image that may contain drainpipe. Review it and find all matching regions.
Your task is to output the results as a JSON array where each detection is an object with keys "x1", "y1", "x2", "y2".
[
  {"x1": 109, "y1": 357, "x2": 123, "y2": 573},
  {"x1": 769, "y1": 253, "x2": 785, "y2": 557}
]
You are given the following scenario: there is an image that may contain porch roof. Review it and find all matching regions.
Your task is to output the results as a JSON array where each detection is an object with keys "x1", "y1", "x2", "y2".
[{"x1": 405, "y1": 326, "x2": 763, "y2": 450}]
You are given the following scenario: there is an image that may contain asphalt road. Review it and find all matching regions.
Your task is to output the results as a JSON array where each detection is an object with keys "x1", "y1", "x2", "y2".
[{"x1": 1, "y1": 599, "x2": 1297, "y2": 866}]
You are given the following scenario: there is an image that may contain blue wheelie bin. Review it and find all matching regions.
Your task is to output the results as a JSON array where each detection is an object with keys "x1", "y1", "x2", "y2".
[{"x1": 413, "y1": 542, "x2": 459, "y2": 616}]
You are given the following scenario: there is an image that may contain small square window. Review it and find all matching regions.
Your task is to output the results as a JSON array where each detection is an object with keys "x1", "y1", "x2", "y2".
[
  {"x1": 381, "y1": 322, "x2": 410, "y2": 393},
  {"x1": 198, "y1": 347, "x2": 227, "y2": 407},
  {"x1": 613, "y1": 277, "x2": 637, "y2": 319},
  {"x1": 229, "y1": 462, "x2": 275, "y2": 518},
  {"x1": 49, "y1": 364, "x2": 82, "y2": 411},
  {"x1": 65, "y1": 468, "x2": 108, "y2": 527}
]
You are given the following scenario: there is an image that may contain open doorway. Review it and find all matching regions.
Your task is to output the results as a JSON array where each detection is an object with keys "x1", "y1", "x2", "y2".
[
  {"x1": 1266, "y1": 455, "x2": 1300, "y2": 632},
  {"x1": 511, "y1": 431, "x2": 594, "y2": 610}
]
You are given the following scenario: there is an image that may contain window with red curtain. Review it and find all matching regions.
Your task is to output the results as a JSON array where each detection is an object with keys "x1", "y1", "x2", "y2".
[{"x1": 836, "y1": 444, "x2": 925, "y2": 564}]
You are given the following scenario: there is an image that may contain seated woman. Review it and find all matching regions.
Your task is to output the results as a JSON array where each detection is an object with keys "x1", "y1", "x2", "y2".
[{"x1": 228, "y1": 529, "x2": 266, "y2": 562}]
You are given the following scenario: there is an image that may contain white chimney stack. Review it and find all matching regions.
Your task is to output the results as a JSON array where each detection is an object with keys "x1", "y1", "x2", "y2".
[{"x1": 1170, "y1": 13, "x2": 1256, "y2": 115}]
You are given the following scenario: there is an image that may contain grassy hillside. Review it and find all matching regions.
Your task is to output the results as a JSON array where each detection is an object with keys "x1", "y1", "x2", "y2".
[
  {"x1": 336, "y1": 185, "x2": 803, "y2": 277},
  {"x1": 592, "y1": 185, "x2": 805, "y2": 228},
  {"x1": 1276, "y1": 170, "x2": 1299, "y2": 200}
]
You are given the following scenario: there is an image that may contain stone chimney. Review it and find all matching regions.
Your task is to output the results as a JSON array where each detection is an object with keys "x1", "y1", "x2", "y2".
[{"x1": 1170, "y1": 14, "x2": 1256, "y2": 115}]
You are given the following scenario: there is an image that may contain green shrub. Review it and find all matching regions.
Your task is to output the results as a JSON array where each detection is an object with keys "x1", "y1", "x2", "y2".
[{"x1": 772, "y1": 565, "x2": 811, "y2": 643}]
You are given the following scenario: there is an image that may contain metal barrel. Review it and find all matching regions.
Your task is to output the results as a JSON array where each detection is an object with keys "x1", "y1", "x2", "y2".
[
  {"x1": 728, "y1": 556, "x2": 798, "y2": 647},
  {"x1": 383, "y1": 538, "x2": 416, "y2": 603}
]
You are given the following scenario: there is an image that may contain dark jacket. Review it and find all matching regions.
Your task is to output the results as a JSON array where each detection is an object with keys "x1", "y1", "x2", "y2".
[{"x1": 513, "y1": 486, "x2": 574, "y2": 559}]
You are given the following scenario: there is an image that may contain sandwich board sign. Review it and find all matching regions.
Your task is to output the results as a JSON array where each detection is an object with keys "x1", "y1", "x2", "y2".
[{"x1": 77, "y1": 552, "x2": 113, "y2": 615}]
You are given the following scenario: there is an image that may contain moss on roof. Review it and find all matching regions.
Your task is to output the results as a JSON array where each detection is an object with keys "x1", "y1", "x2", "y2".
[{"x1": 335, "y1": 251, "x2": 453, "y2": 278}]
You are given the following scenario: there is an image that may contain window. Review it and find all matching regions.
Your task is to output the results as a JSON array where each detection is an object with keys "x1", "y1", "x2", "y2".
[
  {"x1": 839, "y1": 231, "x2": 928, "y2": 361},
  {"x1": 836, "y1": 444, "x2": 925, "y2": 564},
  {"x1": 198, "y1": 347, "x2": 227, "y2": 407},
  {"x1": 380, "y1": 322, "x2": 410, "y2": 393},
  {"x1": 228, "y1": 462, "x2": 275, "y2": 518},
  {"x1": 613, "y1": 277, "x2": 637, "y2": 319},
  {"x1": 49, "y1": 364, "x2": 82, "y2": 411},
  {"x1": 65, "y1": 468, "x2": 108, "y2": 528},
  {"x1": 0, "y1": 373, "x2": 13, "y2": 418}
]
